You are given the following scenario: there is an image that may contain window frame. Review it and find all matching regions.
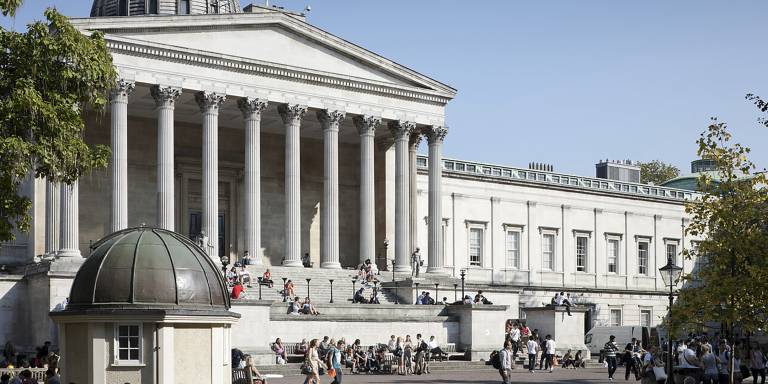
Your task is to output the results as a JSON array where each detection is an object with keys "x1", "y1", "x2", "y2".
[
  {"x1": 113, "y1": 323, "x2": 143, "y2": 366},
  {"x1": 664, "y1": 238, "x2": 680, "y2": 266},
  {"x1": 539, "y1": 228, "x2": 558, "y2": 271},
  {"x1": 637, "y1": 239, "x2": 650, "y2": 275},
  {"x1": 605, "y1": 234, "x2": 622, "y2": 274},
  {"x1": 503, "y1": 224, "x2": 524, "y2": 269},
  {"x1": 465, "y1": 221, "x2": 487, "y2": 268},
  {"x1": 178, "y1": 0, "x2": 190, "y2": 14},
  {"x1": 609, "y1": 308, "x2": 623, "y2": 326},
  {"x1": 640, "y1": 308, "x2": 652, "y2": 327},
  {"x1": 574, "y1": 231, "x2": 591, "y2": 273}
]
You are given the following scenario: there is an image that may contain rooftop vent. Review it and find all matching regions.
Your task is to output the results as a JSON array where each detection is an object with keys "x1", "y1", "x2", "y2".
[{"x1": 528, "y1": 162, "x2": 554, "y2": 172}]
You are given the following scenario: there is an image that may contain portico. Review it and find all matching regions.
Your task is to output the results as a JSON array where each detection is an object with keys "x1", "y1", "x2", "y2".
[{"x1": 62, "y1": 9, "x2": 455, "y2": 271}]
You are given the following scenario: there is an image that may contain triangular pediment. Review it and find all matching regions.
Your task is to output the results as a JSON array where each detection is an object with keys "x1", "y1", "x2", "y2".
[{"x1": 70, "y1": 13, "x2": 456, "y2": 97}]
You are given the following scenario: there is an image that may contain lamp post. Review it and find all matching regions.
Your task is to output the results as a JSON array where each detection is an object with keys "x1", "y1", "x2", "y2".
[
  {"x1": 281, "y1": 277, "x2": 288, "y2": 302},
  {"x1": 391, "y1": 258, "x2": 396, "y2": 282},
  {"x1": 373, "y1": 281, "x2": 379, "y2": 304},
  {"x1": 351, "y1": 279, "x2": 357, "y2": 302},
  {"x1": 460, "y1": 269, "x2": 467, "y2": 303},
  {"x1": 383, "y1": 239, "x2": 389, "y2": 272},
  {"x1": 659, "y1": 255, "x2": 683, "y2": 384},
  {"x1": 414, "y1": 282, "x2": 420, "y2": 305},
  {"x1": 258, "y1": 281, "x2": 262, "y2": 300},
  {"x1": 434, "y1": 283, "x2": 440, "y2": 305},
  {"x1": 329, "y1": 279, "x2": 334, "y2": 303},
  {"x1": 306, "y1": 278, "x2": 311, "y2": 300},
  {"x1": 453, "y1": 283, "x2": 458, "y2": 302},
  {"x1": 394, "y1": 281, "x2": 399, "y2": 305}
]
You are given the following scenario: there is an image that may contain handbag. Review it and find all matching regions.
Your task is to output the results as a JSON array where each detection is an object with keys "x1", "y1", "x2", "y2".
[{"x1": 300, "y1": 362, "x2": 313, "y2": 375}]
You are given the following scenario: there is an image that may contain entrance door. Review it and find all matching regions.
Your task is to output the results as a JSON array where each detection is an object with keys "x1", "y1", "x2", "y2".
[{"x1": 188, "y1": 212, "x2": 226, "y2": 257}]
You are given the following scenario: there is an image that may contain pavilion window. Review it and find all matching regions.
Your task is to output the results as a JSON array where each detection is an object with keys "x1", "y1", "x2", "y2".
[{"x1": 114, "y1": 324, "x2": 142, "y2": 365}]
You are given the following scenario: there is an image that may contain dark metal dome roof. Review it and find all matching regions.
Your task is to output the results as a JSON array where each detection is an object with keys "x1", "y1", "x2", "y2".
[
  {"x1": 90, "y1": 0, "x2": 242, "y2": 17},
  {"x1": 68, "y1": 227, "x2": 230, "y2": 311}
]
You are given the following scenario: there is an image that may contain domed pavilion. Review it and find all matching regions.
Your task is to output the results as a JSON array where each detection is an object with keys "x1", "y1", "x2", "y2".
[{"x1": 50, "y1": 227, "x2": 240, "y2": 384}]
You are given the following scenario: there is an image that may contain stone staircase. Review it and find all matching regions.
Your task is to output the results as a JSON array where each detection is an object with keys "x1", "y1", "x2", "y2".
[{"x1": 236, "y1": 265, "x2": 400, "y2": 304}]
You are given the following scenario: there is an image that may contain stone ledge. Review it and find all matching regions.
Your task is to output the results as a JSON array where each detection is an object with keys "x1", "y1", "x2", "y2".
[{"x1": 269, "y1": 314, "x2": 456, "y2": 322}]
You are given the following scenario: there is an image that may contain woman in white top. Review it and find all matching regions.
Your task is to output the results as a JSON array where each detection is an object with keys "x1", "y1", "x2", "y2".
[
  {"x1": 750, "y1": 344, "x2": 767, "y2": 384},
  {"x1": 700, "y1": 345, "x2": 719, "y2": 384},
  {"x1": 304, "y1": 339, "x2": 323, "y2": 384}
]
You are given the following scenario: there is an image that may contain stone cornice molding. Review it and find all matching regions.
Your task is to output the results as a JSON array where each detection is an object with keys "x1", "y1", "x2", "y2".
[
  {"x1": 150, "y1": 85, "x2": 181, "y2": 108},
  {"x1": 195, "y1": 91, "x2": 226, "y2": 113},
  {"x1": 278, "y1": 103, "x2": 308, "y2": 124},
  {"x1": 353, "y1": 115, "x2": 381, "y2": 136},
  {"x1": 110, "y1": 79, "x2": 135, "y2": 102},
  {"x1": 426, "y1": 126, "x2": 448, "y2": 145},
  {"x1": 237, "y1": 97, "x2": 268, "y2": 119},
  {"x1": 316, "y1": 110, "x2": 346, "y2": 131},
  {"x1": 388, "y1": 120, "x2": 416, "y2": 140}
]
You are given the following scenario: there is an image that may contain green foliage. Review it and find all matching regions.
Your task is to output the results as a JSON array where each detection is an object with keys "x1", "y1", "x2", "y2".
[
  {"x1": 672, "y1": 99, "x2": 768, "y2": 336},
  {"x1": 0, "y1": 0, "x2": 23, "y2": 16},
  {"x1": 637, "y1": 160, "x2": 680, "y2": 185},
  {"x1": 0, "y1": 8, "x2": 116, "y2": 243}
]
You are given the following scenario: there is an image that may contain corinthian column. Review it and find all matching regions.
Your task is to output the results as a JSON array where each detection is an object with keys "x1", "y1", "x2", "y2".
[
  {"x1": 317, "y1": 110, "x2": 345, "y2": 269},
  {"x1": 45, "y1": 180, "x2": 60, "y2": 255},
  {"x1": 195, "y1": 91, "x2": 226, "y2": 262},
  {"x1": 353, "y1": 115, "x2": 380, "y2": 265},
  {"x1": 238, "y1": 97, "x2": 268, "y2": 264},
  {"x1": 109, "y1": 79, "x2": 134, "y2": 232},
  {"x1": 426, "y1": 126, "x2": 448, "y2": 273},
  {"x1": 58, "y1": 182, "x2": 81, "y2": 258},
  {"x1": 408, "y1": 131, "x2": 421, "y2": 256},
  {"x1": 151, "y1": 85, "x2": 181, "y2": 231},
  {"x1": 278, "y1": 104, "x2": 307, "y2": 267},
  {"x1": 389, "y1": 120, "x2": 416, "y2": 273}
]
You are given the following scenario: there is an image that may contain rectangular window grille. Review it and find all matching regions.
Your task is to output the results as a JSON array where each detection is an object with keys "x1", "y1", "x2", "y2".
[
  {"x1": 576, "y1": 236, "x2": 588, "y2": 272},
  {"x1": 666, "y1": 243, "x2": 677, "y2": 264},
  {"x1": 505, "y1": 231, "x2": 520, "y2": 269},
  {"x1": 607, "y1": 239, "x2": 619, "y2": 273},
  {"x1": 542, "y1": 234, "x2": 555, "y2": 270},
  {"x1": 116, "y1": 324, "x2": 141, "y2": 363},
  {"x1": 638, "y1": 241, "x2": 649, "y2": 275},
  {"x1": 469, "y1": 228, "x2": 483, "y2": 266}
]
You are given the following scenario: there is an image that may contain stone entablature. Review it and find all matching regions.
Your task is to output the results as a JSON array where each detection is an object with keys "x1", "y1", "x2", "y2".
[{"x1": 417, "y1": 156, "x2": 697, "y2": 202}]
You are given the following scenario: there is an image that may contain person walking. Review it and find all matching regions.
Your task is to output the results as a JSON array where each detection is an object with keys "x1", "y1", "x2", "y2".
[
  {"x1": 303, "y1": 339, "x2": 323, "y2": 384},
  {"x1": 327, "y1": 340, "x2": 344, "y2": 384},
  {"x1": 499, "y1": 340, "x2": 514, "y2": 384},
  {"x1": 750, "y1": 344, "x2": 767, "y2": 384},
  {"x1": 527, "y1": 336, "x2": 539, "y2": 373},
  {"x1": 701, "y1": 345, "x2": 719, "y2": 384},
  {"x1": 623, "y1": 342, "x2": 639, "y2": 381},
  {"x1": 605, "y1": 335, "x2": 619, "y2": 381},
  {"x1": 544, "y1": 335, "x2": 556, "y2": 373}
]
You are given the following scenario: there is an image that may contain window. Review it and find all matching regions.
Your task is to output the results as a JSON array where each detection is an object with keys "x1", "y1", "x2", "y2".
[
  {"x1": 607, "y1": 239, "x2": 619, "y2": 273},
  {"x1": 148, "y1": 0, "x2": 158, "y2": 14},
  {"x1": 115, "y1": 324, "x2": 142, "y2": 364},
  {"x1": 118, "y1": 0, "x2": 128, "y2": 15},
  {"x1": 505, "y1": 230, "x2": 520, "y2": 269},
  {"x1": 542, "y1": 233, "x2": 555, "y2": 270},
  {"x1": 469, "y1": 228, "x2": 483, "y2": 267},
  {"x1": 610, "y1": 309, "x2": 622, "y2": 326},
  {"x1": 666, "y1": 243, "x2": 678, "y2": 264},
  {"x1": 640, "y1": 309, "x2": 652, "y2": 327},
  {"x1": 178, "y1": 0, "x2": 190, "y2": 14},
  {"x1": 638, "y1": 241, "x2": 649, "y2": 275},
  {"x1": 576, "y1": 236, "x2": 589, "y2": 272}
]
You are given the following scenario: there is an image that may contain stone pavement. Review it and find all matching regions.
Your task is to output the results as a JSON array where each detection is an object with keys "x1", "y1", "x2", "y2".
[{"x1": 265, "y1": 367, "x2": 613, "y2": 383}]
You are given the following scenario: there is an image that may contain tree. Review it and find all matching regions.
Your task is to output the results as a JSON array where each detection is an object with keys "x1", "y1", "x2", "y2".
[
  {"x1": 0, "y1": 6, "x2": 116, "y2": 243},
  {"x1": 637, "y1": 160, "x2": 680, "y2": 185},
  {"x1": 671, "y1": 99, "x2": 768, "y2": 383}
]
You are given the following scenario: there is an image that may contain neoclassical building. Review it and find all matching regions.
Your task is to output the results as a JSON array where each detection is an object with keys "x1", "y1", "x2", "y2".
[{"x1": 0, "y1": 0, "x2": 701, "y2": 354}]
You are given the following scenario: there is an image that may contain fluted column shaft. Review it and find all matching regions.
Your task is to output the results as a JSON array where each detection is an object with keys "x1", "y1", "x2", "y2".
[
  {"x1": 58, "y1": 182, "x2": 81, "y2": 258},
  {"x1": 426, "y1": 126, "x2": 448, "y2": 273},
  {"x1": 152, "y1": 85, "x2": 180, "y2": 231},
  {"x1": 278, "y1": 104, "x2": 308, "y2": 267},
  {"x1": 354, "y1": 116, "x2": 381, "y2": 265},
  {"x1": 196, "y1": 91, "x2": 226, "y2": 262},
  {"x1": 109, "y1": 79, "x2": 134, "y2": 232},
  {"x1": 318, "y1": 110, "x2": 346, "y2": 269},
  {"x1": 239, "y1": 97, "x2": 268, "y2": 264},
  {"x1": 45, "y1": 180, "x2": 60, "y2": 254},
  {"x1": 389, "y1": 121, "x2": 416, "y2": 273},
  {"x1": 408, "y1": 132, "x2": 421, "y2": 256}
]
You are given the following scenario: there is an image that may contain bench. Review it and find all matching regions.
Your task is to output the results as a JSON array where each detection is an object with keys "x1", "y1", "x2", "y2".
[{"x1": 232, "y1": 367, "x2": 267, "y2": 384}]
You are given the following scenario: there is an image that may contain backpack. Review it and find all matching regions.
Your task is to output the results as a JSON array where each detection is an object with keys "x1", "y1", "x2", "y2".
[{"x1": 490, "y1": 350, "x2": 502, "y2": 369}]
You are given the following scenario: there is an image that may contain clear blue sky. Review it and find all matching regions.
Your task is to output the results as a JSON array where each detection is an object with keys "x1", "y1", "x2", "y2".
[{"x1": 4, "y1": 1, "x2": 767, "y2": 177}]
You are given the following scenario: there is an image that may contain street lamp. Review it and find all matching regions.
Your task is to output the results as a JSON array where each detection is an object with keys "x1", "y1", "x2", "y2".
[
  {"x1": 659, "y1": 255, "x2": 683, "y2": 384},
  {"x1": 281, "y1": 277, "x2": 288, "y2": 302},
  {"x1": 351, "y1": 279, "x2": 357, "y2": 302},
  {"x1": 306, "y1": 278, "x2": 312, "y2": 300},
  {"x1": 453, "y1": 283, "x2": 458, "y2": 302},
  {"x1": 434, "y1": 283, "x2": 440, "y2": 305},
  {"x1": 329, "y1": 279, "x2": 334, "y2": 303},
  {"x1": 414, "y1": 282, "x2": 420, "y2": 305},
  {"x1": 394, "y1": 281, "x2": 399, "y2": 305},
  {"x1": 460, "y1": 269, "x2": 467, "y2": 303},
  {"x1": 383, "y1": 239, "x2": 389, "y2": 271},
  {"x1": 391, "y1": 258, "x2": 396, "y2": 282}
]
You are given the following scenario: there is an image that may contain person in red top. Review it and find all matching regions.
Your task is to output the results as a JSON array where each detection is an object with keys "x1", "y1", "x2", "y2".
[{"x1": 231, "y1": 281, "x2": 244, "y2": 299}]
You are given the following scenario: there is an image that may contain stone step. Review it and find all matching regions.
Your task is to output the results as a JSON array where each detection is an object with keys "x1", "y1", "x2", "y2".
[{"x1": 255, "y1": 360, "x2": 489, "y2": 376}]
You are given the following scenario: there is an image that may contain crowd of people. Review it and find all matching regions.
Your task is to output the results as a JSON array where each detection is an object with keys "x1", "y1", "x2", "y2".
[
  {"x1": 0, "y1": 341, "x2": 61, "y2": 384},
  {"x1": 267, "y1": 333, "x2": 450, "y2": 384}
]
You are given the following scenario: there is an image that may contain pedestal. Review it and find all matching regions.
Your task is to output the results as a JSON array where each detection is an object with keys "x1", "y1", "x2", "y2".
[{"x1": 522, "y1": 306, "x2": 591, "y2": 360}]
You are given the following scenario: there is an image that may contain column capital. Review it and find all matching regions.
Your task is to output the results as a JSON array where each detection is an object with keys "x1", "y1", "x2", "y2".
[
  {"x1": 388, "y1": 120, "x2": 416, "y2": 140},
  {"x1": 151, "y1": 85, "x2": 181, "y2": 108},
  {"x1": 238, "y1": 97, "x2": 268, "y2": 118},
  {"x1": 278, "y1": 103, "x2": 308, "y2": 124},
  {"x1": 109, "y1": 79, "x2": 135, "y2": 101},
  {"x1": 317, "y1": 110, "x2": 346, "y2": 130},
  {"x1": 426, "y1": 126, "x2": 448, "y2": 144},
  {"x1": 195, "y1": 91, "x2": 226, "y2": 113},
  {"x1": 409, "y1": 131, "x2": 422, "y2": 149},
  {"x1": 353, "y1": 115, "x2": 381, "y2": 136}
]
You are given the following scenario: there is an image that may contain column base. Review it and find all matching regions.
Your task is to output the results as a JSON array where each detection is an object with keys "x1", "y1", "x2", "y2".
[
  {"x1": 56, "y1": 249, "x2": 82, "y2": 258},
  {"x1": 320, "y1": 261, "x2": 341, "y2": 269},
  {"x1": 426, "y1": 266, "x2": 449, "y2": 274},
  {"x1": 394, "y1": 265, "x2": 412, "y2": 274},
  {"x1": 282, "y1": 259, "x2": 303, "y2": 268}
]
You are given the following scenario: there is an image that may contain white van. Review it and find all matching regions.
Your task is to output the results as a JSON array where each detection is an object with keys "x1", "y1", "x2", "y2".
[{"x1": 585, "y1": 326, "x2": 650, "y2": 356}]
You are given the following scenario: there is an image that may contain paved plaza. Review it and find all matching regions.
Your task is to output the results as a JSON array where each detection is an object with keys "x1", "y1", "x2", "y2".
[{"x1": 267, "y1": 368, "x2": 612, "y2": 384}]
